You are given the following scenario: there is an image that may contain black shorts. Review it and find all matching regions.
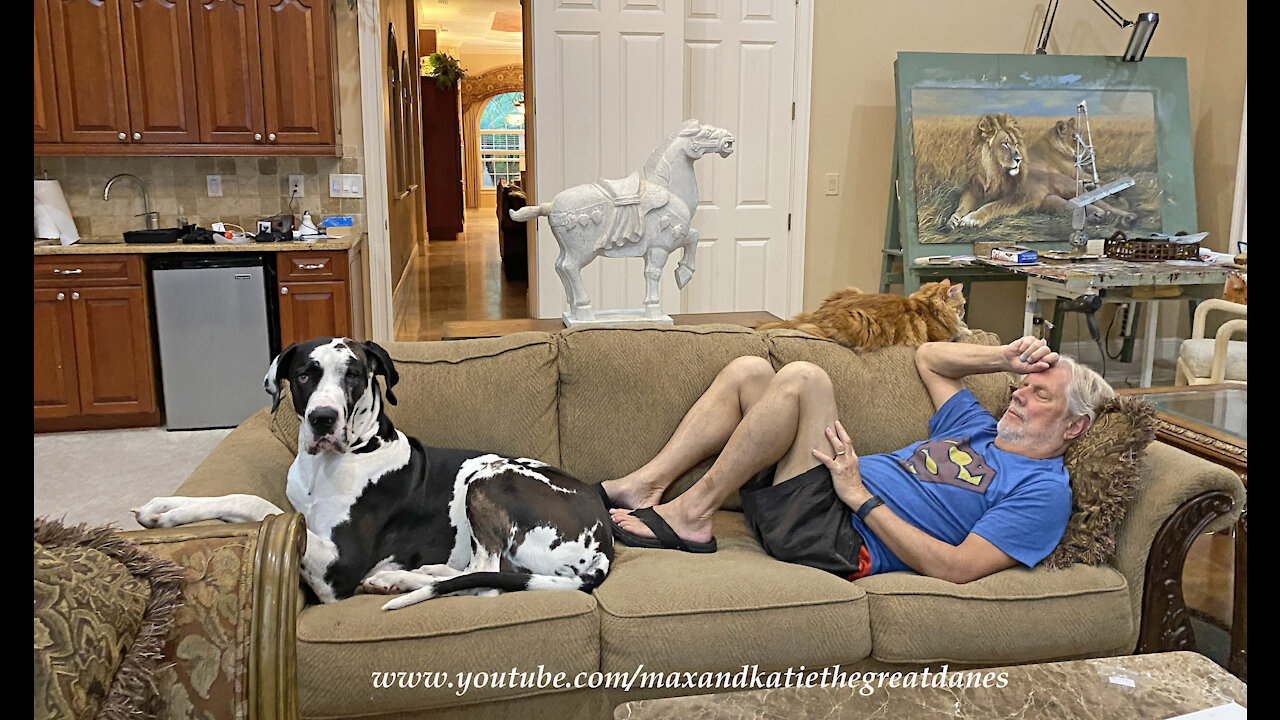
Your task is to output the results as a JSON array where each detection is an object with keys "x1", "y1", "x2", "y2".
[{"x1": 739, "y1": 463, "x2": 865, "y2": 577}]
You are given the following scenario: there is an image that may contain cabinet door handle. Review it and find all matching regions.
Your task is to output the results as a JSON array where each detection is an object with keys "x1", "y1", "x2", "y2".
[
  {"x1": 118, "y1": 132, "x2": 127, "y2": 141},
  {"x1": 299, "y1": 263, "x2": 326, "y2": 270},
  {"x1": 255, "y1": 133, "x2": 263, "y2": 141},
  {"x1": 71, "y1": 292, "x2": 80, "y2": 300},
  {"x1": 56, "y1": 292, "x2": 65, "y2": 301},
  {"x1": 268, "y1": 133, "x2": 277, "y2": 142},
  {"x1": 281, "y1": 287, "x2": 289, "y2": 295},
  {"x1": 132, "y1": 132, "x2": 141, "y2": 140},
  {"x1": 54, "y1": 268, "x2": 83, "y2": 275}
]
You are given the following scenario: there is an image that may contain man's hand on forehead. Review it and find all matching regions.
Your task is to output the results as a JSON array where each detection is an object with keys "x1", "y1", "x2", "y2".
[{"x1": 1003, "y1": 336, "x2": 1059, "y2": 375}]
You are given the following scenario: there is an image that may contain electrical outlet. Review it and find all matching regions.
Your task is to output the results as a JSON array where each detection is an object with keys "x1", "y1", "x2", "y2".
[
  {"x1": 289, "y1": 175, "x2": 305, "y2": 197},
  {"x1": 825, "y1": 172, "x2": 840, "y2": 196},
  {"x1": 206, "y1": 175, "x2": 223, "y2": 198}
]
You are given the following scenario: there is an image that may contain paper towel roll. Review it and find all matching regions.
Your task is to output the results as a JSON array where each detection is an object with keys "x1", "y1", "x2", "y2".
[{"x1": 34, "y1": 179, "x2": 80, "y2": 246}]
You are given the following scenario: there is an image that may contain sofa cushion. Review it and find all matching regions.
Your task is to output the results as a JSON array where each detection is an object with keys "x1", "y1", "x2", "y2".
[
  {"x1": 271, "y1": 333, "x2": 562, "y2": 466},
  {"x1": 762, "y1": 330, "x2": 1013, "y2": 456},
  {"x1": 296, "y1": 590, "x2": 600, "y2": 716},
  {"x1": 855, "y1": 564, "x2": 1132, "y2": 664},
  {"x1": 594, "y1": 511, "x2": 871, "y2": 675},
  {"x1": 556, "y1": 324, "x2": 769, "y2": 497}
]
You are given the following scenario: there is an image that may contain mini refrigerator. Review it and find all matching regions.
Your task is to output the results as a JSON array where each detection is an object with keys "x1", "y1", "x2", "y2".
[{"x1": 150, "y1": 254, "x2": 276, "y2": 430}]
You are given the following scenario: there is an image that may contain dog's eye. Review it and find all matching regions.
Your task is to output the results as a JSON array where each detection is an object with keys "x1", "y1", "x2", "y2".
[{"x1": 297, "y1": 373, "x2": 310, "y2": 383}]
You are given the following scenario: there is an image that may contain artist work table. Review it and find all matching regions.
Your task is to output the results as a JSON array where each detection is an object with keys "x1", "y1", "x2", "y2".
[{"x1": 999, "y1": 259, "x2": 1233, "y2": 387}]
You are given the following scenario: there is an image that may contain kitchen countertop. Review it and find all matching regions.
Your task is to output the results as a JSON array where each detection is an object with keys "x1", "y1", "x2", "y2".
[{"x1": 34, "y1": 234, "x2": 363, "y2": 255}]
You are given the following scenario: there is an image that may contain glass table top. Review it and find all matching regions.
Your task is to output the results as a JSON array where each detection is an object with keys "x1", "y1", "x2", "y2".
[{"x1": 1137, "y1": 386, "x2": 1246, "y2": 440}]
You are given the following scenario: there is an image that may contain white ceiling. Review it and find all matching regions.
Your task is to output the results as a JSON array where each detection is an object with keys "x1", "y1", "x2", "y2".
[{"x1": 416, "y1": 0, "x2": 523, "y2": 55}]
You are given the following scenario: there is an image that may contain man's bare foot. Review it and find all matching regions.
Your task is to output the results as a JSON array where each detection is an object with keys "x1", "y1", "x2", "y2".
[
  {"x1": 599, "y1": 475, "x2": 665, "y2": 511},
  {"x1": 609, "y1": 498, "x2": 714, "y2": 546}
]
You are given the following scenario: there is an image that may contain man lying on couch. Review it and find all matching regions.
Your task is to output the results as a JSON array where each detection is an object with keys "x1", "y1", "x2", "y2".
[{"x1": 605, "y1": 336, "x2": 1114, "y2": 584}]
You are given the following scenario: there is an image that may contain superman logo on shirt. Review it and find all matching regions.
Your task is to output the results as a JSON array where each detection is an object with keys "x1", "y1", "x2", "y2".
[{"x1": 898, "y1": 437, "x2": 995, "y2": 493}]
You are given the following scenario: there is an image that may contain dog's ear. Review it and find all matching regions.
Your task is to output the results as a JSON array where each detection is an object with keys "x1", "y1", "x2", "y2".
[
  {"x1": 362, "y1": 341, "x2": 399, "y2": 406},
  {"x1": 264, "y1": 343, "x2": 298, "y2": 412}
]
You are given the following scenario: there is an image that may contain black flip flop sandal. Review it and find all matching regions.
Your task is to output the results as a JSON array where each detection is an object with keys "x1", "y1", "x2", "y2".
[
  {"x1": 611, "y1": 507, "x2": 717, "y2": 554},
  {"x1": 592, "y1": 483, "x2": 614, "y2": 510}
]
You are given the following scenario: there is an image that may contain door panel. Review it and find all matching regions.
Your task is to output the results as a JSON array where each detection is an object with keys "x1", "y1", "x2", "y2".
[
  {"x1": 681, "y1": 0, "x2": 795, "y2": 316},
  {"x1": 48, "y1": 0, "x2": 133, "y2": 144},
  {"x1": 120, "y1": 0, "x2": 201, "y2": 143},
  {"x1": 190, "y1": 0, "x2": 266, "y2": 143},
  {"x1": 35, "y1": 0, "x2": 61, "y2": 143},
  {"x1": 258, "y1": 0, "x2": 335, "y2": 145},
  {"x1": 279, "y1": 281, "x2": 349, "y2": 346},
  {"x1": 71, "y1": 286, "x2": 156, "y2": 415},
  {"x1": 34, "y1": 288, "x2": 81, "y2": 419},
  {"x1": 531, "y1": 0, "x2": 684, "y2": 317}
]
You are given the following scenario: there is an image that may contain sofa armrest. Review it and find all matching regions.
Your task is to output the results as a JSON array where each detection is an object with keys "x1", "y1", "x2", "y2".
[
  {"x1": 175, "y1": 407, "x2": 296, "y2": 513},
  {"x1": 1111, "y1": 441, "x2": 1245, "y2": 653},
  {"x1": 121, "y1": 512, "x2": 306, "y2": 720}
]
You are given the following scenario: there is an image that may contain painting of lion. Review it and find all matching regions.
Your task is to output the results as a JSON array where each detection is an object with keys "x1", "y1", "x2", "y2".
[
  {"x1": 942, "y1": 113, "x2": 1136, "y2": 232},
  {"x1": 909, "y1": 88, "x2": 1161, "y2": 245}
]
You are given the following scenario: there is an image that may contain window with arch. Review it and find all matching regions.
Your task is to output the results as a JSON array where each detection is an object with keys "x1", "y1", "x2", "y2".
[{"x1": 479, "y1": 92, "x2": 525, "y2": 189}]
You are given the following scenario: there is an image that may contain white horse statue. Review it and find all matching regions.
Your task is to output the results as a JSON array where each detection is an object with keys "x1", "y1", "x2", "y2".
[{"x1": 510, "y1": 119, "x2": 736, "y2": 323}]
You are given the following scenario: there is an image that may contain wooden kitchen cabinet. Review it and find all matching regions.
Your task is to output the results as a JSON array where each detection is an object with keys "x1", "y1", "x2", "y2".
[
  {"x1": 35, "y1": 0, "x2": 339, "y2": 155},
  {"x1": 276, "y1": 246, "x2": 366, "y2": 346},
  {"x1": 34, "y1": 255, "x2": 161, "y2": 432}
]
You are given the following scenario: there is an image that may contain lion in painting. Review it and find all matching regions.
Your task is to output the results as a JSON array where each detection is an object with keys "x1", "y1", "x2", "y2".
[{"x1": 944, "y1": 113, "x2": 1135, "y2": 230}]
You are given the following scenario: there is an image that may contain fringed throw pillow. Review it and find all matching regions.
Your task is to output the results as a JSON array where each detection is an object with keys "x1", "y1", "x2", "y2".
[{"x1": 1042, "y1": 394, "x2": 1157, "y2": 569}]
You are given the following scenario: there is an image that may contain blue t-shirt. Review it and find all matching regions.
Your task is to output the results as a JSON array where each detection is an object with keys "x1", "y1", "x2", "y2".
[{"x1": 850, "y1": 389, "x2": 1072, "y2": 575}]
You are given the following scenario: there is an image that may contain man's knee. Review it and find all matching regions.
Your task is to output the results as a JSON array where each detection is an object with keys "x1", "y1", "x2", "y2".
[
  {"x1": 721, "y1": 355, "x2": 775, "y2": 388},
  {"x1": 775, "y1": 361, "x2": 834, "y2": 394}
]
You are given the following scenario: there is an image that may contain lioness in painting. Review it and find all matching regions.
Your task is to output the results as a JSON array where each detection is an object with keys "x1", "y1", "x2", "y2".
[{"x1": 943, "y1": 113, "x2": 1135, "y2": 231}]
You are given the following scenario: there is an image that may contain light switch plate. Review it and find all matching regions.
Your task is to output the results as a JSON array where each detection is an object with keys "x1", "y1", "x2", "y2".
[
  {"x1": 206, "y1": 175, "x2": 223, "y2": 197},
  {"x1": 328, "y1": 173, "x2": 365, "y2": 198},
  {"x1": 825, "y1": 172, "x2": 840, "y2": 196}
]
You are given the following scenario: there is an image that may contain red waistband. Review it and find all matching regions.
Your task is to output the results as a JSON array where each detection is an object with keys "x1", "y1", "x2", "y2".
[{"x1": 846, "y1": 545, "x2": 872, "y2": 581}]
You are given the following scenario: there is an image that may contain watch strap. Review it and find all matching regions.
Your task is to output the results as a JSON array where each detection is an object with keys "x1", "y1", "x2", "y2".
[{"x1": 855, "y1": 495, "x2": 884, "y2": 521}]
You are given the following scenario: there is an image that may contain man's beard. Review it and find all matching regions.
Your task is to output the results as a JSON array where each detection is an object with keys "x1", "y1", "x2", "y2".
[{"x1": 996, "y1": 415, "x2": 1025, "y2": 443}]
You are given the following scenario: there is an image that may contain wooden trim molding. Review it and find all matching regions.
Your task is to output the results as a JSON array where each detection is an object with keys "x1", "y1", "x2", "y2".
[
  {"x1": 1137, "y1": 491, "x2": 1236, "y2": 654},
  {"x1": 251, "y1": 512, "x2": 307, "y2": 720}
]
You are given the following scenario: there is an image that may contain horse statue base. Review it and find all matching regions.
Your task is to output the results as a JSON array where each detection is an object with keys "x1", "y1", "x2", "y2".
[{"x1": 563, "y1": 308, "x2": 674, "y2": 328}]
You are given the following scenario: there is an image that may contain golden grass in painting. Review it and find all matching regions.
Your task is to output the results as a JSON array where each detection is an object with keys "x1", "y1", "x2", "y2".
[{"x1": 912, "y1": 114, "x2": 1162, "y2": 245}]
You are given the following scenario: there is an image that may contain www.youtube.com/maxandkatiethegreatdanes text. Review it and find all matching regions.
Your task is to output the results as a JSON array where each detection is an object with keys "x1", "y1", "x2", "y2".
[{"x1": 370, "y1": 664, "x2": 1011, "y2": 698}]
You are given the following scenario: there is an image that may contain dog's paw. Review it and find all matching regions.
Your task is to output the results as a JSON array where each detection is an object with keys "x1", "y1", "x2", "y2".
[
  {"x1": 133, "y1": 496, "x2": 205, "y2": 528},
  {"x1": 361, "y1": 570, "x2": 434, "y2": 595}
]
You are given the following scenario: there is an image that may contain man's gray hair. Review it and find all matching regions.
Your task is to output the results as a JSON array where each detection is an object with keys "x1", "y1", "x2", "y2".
[{"x1": 1056, "y1": 354, "x2": 1115, "y2": 425}]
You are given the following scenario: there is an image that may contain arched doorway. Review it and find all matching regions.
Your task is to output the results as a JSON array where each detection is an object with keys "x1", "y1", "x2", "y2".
[{"x1": 460, "y1": 64, "x2": 523, "y2": 208}]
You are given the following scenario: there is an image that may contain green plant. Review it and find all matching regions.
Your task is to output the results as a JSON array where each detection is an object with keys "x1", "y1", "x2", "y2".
[
  {"x1": 424, "y1": 52, "x2": 466, "y2": 91},
  {"x1": 346, "y1": 0, "x2": 355, "y2": 9}
]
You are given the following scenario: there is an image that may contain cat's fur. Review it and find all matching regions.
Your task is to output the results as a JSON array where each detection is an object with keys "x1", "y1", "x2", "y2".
[{"x1": 756, "y1": 280, "x2": 971, "y2": 350}]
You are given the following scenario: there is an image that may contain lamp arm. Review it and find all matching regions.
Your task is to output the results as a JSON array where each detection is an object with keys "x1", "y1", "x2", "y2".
[
  {"x1": 1089, "y1": 0, "x2": 1135, "y2": 28},
  {"x1": 1035, "y1": 0, "x2": 1060, "y2": 55}
]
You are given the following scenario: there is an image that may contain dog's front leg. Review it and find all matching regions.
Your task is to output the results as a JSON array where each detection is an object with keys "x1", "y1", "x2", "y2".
[
  {"x1": 299, "y1": 532, "x2": 342, "y2": 604},
  {"x1": 134, "y1": 494, "x2": 285, "y2": 528}
]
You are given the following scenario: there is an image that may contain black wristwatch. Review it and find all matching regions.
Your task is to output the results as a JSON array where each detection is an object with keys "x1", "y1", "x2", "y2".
[{"x1": 855, "y1": 495, "x2": 885, "y2": 521}]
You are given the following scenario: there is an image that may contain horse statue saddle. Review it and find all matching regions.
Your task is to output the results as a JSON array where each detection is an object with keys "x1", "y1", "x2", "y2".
[{"x1": 593, "y1": 173, "x2": 672, "y2": 251}]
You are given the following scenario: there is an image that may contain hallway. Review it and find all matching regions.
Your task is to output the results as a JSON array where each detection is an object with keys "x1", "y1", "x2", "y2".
[{"x1": 394, "y1": 207, "x2": 530, "y2": 341}]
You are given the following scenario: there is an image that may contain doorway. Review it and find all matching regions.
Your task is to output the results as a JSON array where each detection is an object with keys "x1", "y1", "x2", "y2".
[{"x1": 393, "y1": 0, "x2": 530, "y2": 341}]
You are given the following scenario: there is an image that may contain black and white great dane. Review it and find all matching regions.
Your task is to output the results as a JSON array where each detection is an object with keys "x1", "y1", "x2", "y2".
[{"x1": 134, "y1": 337, "x2": 613, "y2": 610}]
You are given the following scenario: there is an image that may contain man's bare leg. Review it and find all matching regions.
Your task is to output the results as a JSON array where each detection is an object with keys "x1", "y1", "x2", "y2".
[
  {"x1": 610, "y1": 361, "x2": 842, "y2": 545},
  {"x1": 600, "y1": 356, "x2": 776, "y2": 510}
]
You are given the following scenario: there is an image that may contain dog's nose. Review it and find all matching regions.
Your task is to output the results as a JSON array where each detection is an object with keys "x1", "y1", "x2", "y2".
[{"x1": 308, "y1": 408, "x2": 339, "y2": 434}]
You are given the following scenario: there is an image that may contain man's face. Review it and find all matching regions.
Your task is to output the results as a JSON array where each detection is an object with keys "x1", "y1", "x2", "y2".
[{"x1": 996, "y1": 363, "x2": 1087, "y2": 458}]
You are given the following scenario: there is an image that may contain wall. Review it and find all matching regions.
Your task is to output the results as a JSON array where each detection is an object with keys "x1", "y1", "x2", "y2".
[
  {"x1": 34, "y1": 6, "x2": 367, "y2": 244},
  {"x1": 803, "y1": 0, "x2": 1247, "y2": 346},
  {"x1": 383, "y1": 0, "x2": 426, "y2": 285}
]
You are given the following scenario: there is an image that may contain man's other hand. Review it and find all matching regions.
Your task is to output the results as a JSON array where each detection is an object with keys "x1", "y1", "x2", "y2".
[{"x1": 1002, "y1": 336, "x2": 1059, "y2": 375}]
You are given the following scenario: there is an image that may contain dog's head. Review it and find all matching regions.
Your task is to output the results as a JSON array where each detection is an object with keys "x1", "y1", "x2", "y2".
[{"x1": 264, "y1": 337, "x2": 399, "y2": 454}]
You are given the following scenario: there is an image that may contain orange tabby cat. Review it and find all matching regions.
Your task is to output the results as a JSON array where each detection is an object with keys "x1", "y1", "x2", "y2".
[{"x1": 755, "y1": 280, "x2": 971, "y2": 349}]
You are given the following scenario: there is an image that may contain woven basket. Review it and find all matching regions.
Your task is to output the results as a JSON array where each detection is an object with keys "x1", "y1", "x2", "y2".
[{"x1": 1103, "y1": 231, "x2": 1200, "y2": 262}]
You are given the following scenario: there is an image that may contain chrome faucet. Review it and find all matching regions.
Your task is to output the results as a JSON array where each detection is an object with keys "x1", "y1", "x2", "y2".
[{"x1": 103, "y1": 173, "x2": 159, "y2": 230}]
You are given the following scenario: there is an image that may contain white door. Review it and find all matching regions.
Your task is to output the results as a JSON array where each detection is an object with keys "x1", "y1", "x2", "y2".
[{"x1": 531, "y1": 0, "x2": 802, "y2": 319}]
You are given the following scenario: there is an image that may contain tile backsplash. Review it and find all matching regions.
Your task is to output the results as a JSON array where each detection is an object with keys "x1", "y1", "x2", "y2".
[{"x1": 34, "y1": 148, "x2": 366, "y2": 241}]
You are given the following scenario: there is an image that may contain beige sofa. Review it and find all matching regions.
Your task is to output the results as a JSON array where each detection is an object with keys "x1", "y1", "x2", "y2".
[{"x1": 173, "y1": 325, "x2": 1245, "y2": 720}]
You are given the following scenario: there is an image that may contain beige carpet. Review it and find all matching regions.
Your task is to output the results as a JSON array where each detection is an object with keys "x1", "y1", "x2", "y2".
[{"x1": 33, "y1": 426, "x2": 235, "y2": 531}]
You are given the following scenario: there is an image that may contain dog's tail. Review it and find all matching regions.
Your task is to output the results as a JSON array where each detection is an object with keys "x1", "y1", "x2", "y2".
[{"x1": 380, "y1": 572, "x2": 599, "y2": 611}]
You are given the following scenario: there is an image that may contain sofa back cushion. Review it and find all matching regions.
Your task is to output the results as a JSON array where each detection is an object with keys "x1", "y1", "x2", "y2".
[
  {"x1": 555, "y1": 324, "x2": 769, "y2": 491},
  {"x1": 269, "y1": 333, "x2": 562, "y2": 466}
]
